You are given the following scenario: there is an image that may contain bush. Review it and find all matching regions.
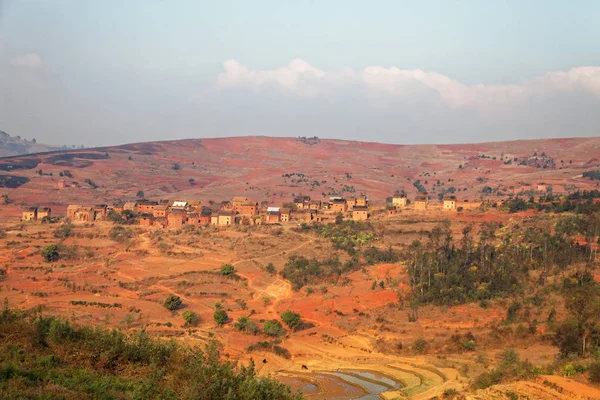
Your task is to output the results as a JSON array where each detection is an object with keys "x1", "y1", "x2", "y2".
[
  {"x1": 109, "y1": 226, "x2": 135, "y2": 242},
  {"x1": 220, "y1": 264, "x2": 235, "y2": 276},
  {"x1": 264, "y1": 320, "x2": 286, "y2": 337},
  {"x1": 280, "y1": 310, "x2": 301, "y2": 331},
  {"x1": 413, "y1": 338, "x2": 428, "y2": 353},
  {"x1": 182, "y1": 311, "x2": 199, "y2": 326},
  {"x1": 589, "y1": 362, "x2": 600, "y2": 383},
  {"x1": 41, "y1": 245, "x2": 59, "y2": 262},
  {"x1": 213, "y1": 310, "x2": 228, "y2": 326},
  {"x1": 163, "y1": 294, "x2": 182, "y2": 311},
  {"x1": 234, "y1": 316, "x2": 259, "y2": 334},
  {"x1": 53, "y1": 224, "x2": 74, "y2": 239}
]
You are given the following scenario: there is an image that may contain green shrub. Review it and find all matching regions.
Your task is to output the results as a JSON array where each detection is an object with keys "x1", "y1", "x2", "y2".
[
  {"x1": 589, "y1": 362, "x2": 600, "y2": 383},
  {"x1": 213, "y1": 310, "x2": 228, "y2": 326},
  {"x1": 413, "y1": 338, "x2": 428, "y2": 353},
  {"x1": 280, "y1": 310, "x2": 301, "y2": 331},
  {"x1": 41, "y1": 245, "x2": 59, "y2": 262},
  {"x1": 182, "y1": 311, "x2": 199, "y2": 326},
  {"x1": 264, "y1": 320, "x2": 286, "y2": 337},
  {"x1": 163, "y1": 295, "x2": 182, "y2": 311},
  {"x1": 220, "y1": 264, "x2": 235, "y2": 276}
]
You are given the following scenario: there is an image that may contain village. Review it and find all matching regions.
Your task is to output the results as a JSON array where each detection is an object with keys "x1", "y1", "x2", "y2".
[{"x1": 20, "y1": 192, "x2": 468, "y2": 227}]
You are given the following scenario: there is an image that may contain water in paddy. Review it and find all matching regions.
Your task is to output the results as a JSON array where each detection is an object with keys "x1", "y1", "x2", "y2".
[{"x1": 285, "y1": 369, "x2": 401, "y2": 399}]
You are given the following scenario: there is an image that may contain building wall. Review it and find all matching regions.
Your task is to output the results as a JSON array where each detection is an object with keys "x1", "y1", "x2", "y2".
[
  {"x1": 352, "y1": 211, "x2": 368, "y2": 221},
  {"x1": 392, "y1": 197, "x2": 407, "y2": 207},
  {"x1": 414, "y1": 201, "x2": 428, "y2": 210},
  {"x1": 443, "y1": 200, "x2": 456, "y2": 210},
  {"x1": 330, "y1": 203, "x2": 347, "y2": 213},
  {"x1": 22, "y1": 211, "x2": 36, "y2": 221},
  {"x1": 218, "y1": 215, "x2": 232, "y2": 225}
]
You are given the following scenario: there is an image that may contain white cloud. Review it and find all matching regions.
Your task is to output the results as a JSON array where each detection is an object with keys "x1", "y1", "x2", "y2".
[
  {"x1": 217, "y1": 59, "x2": 600, "y2": 110},
  {"x1": 10, "y1": 53, "x2": 42, "y2": 68}
]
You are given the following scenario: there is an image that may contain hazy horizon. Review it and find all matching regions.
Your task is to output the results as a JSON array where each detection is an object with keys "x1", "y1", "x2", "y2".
[{"x1": 1, "y1": 1, "x2": 600, "y2": 147}]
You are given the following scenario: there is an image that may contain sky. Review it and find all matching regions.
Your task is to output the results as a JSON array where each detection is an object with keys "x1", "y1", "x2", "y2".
[{"x1": 1, "y1": 0, "x2": 600, "y2": 147}]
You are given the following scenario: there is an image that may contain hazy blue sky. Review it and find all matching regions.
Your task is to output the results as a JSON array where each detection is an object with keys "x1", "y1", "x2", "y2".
[{"x1": 1, "y1": 0, "x2": 599, "y2": 146}]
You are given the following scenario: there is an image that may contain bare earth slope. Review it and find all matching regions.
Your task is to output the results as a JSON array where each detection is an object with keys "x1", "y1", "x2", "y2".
[{"x1": 0, "y1": 135, "x2": 599, "y2": 213}]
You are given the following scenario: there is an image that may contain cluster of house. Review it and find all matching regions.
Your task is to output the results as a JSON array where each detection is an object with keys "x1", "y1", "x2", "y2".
[{"x1": 388, "y1": 193, "x2": 458, "y2": 213}]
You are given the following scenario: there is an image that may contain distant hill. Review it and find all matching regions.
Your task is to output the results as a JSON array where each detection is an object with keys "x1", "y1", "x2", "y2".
[
  {"x1": 0, "y1": 135, "x2": 599, "y2": 209},
  {"x1": 0, "y1": 130, "x2": 56, "y2": 157}
]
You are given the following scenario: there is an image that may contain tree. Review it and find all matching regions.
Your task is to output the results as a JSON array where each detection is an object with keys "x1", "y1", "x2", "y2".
[
  {"x1": 213, "y1": 310, "x2": 228, "y2": 325},
  {"x1": 220, "y1": 264, "x2": 235, "y2": 276},
  {"x1": 264, "y1": 320, "x2": 286, "y2": 337},
  {"x1": 163, "y1": 294, "x2": 182, "y2": 311},
  {"x1": 188, "y1": 178, "x2": 195, "y2": 185},
  {"x1": 182, "y1": 311, "x2": 199, "y2": 326},
  {"x1": 280, "y1": 310, "x2": 301, "y2": 331},
  {"x1": 136, "y1": 190, "x2": 144, "y2": 198},
  {"x1": 234, "y1": 316, "x2": 259, "y2": 334},
  {"x1": 41, "y1": 245, "x2": 59, "y2": 262}
]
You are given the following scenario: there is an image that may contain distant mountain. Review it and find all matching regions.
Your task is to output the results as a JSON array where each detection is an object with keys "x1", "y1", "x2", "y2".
[
  {"x1": 0, "y1": 130, "x2": 56, "y2": 157},
  {"x1": 0, "y1": 135, "x2": 599, "y2": 207}
]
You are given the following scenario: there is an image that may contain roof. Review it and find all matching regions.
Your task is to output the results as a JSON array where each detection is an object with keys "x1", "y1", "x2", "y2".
[
  {"x1": 200, "y1": 208, "x2": 212, "y2": 216},
  {"x1": 329, "y1": 196, "x2": 343, "y2": 201},
  {"x1": 169, "y1": 208, "x2": 186, "y2": 215},
  {"x1": 444, "y1": 195, "x2": 457, "y2": 201},
  {"x1": 67, "y1": 204, "x2": 82, "y2": 210},
  {"x1": 331, "y1": 199, "x2": 346, "y2": 204},
  {"x1": 415, "y1": 195, "x2": 428, "y2": 201},
  {"x1": 243, "y1": 201, "x2": 258, "y2": 206},
  {"x1": 219, "y1": 211, "x2": 234, "y2": 217},
  {"x1": 124, "y1": 201, "x2": 137, "y2": 207},
  {"x1": 24, "y1": 206, "x2": 37, "y2": 212},
  {"x1": 38, "y1": 207, "x2": 51, "y2": 212},
  {"x1": 310, "y1": 200, "x2": 321, "y2": 204},
  {"x1": 94, "y1": 204, "x2": 107, "y2": 208},
  {"x1": 267, "y1": 207, "x2": 280, "y2": 212},
  {"x1": 280, "y1": 208, "x2": 291, "y2": 214},
  {"x1": 140, "y1": 213, "x2": 154, "y2": 218},
  {"x1": 353, "y1": 206, "x2": 369, "y2": 211},
  {"x1": 393, "y1": 194, "x2": 407, "y2": 198},
  {"x1": 154, "y1": 204, "x2": 168, "y2": 211},
  {"x1": 172, "y1": 201, "x2": 187, "y2": 207},
  {"x1": 139, "y1": 200, "x2": 158, "y2": 206},
  {"x1": 187, "y1": 213, "x2": 199, "y2": 218},
  {"x1": 77, "y1": 207, "x2": 93, "y2": 212},
  {"x1": 232, "y1": 196, "x2": 248, "y2": 202}
]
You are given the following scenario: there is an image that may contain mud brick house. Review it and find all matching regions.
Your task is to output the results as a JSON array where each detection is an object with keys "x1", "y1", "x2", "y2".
[
  {"x1": 93, "y1": 204, "x2": 108, "y2": 220},
  {"x1": 414, "y1": 193, "x2": 429, "y2": 210},
  {"x1": 346, "y1": 197, "x2": 357, "y2": 210},
  {"x1": 304, "y1": 209, "x2": 322, "y2": 222},
  {"x1": 232, "y1": 197, "x2": 248, "y2": 213},
  {"x1": 153, "y1": 204, "x2": 168, "y2": 218},
  {"x1": 140, "y1": 214, "x2": 154, "y2": 226},
  {"x1": 352, "y1": 205, "x2": 369, "y2": 221},
  {"x1": 186, "y1": 213, "x2": 200, "y2": 225},
  {"x1": 293, "y1": 196, "x2": 311, "y2": 210},
  {"x1": 220, "y1": 201, "x2": 234, "y2": 212},
  {"x1": 280, "y1": 208, "x2": 291, "y2": 222},
  {"x1": 22, "y1": 207, "x2": 37, "y2": 221},
  {"x1": 110, "y1": 203, "x2": 124, "y2": 214},
  {"x1": 74, "y1": 207, "x2": 94, "y2": 222},
  {"x1": 199, "y1": 208, "x2": 212, "y2": 225},
  {"x1": 309, "y1": 200, "x2": 321, "y2": 210},
  {"x1": 167, "y1": 209, "x2": 186, "y2": 228},
  {"x1": 537, "y1": 183, "x2": 548, "y2": 193},
  {"x1": 123, "y1": 201, "x2": 138, "y2": 212},
  {"x1": 218, "y1": 211, "x2": 233, "y2": 226},
  {"x1": 443, "y1": 195, "x2": 457, "y2": 210},
  {"x1": 356, "y1": 195, "x2": 368, "y2": 207},
  {"x1": 241, "y1": 201, "x2": 259, "y2": 216},
  {"x1": 37, "y1": 207, "x2": 51, "y2": 219},
  {"x1": 266, "y1": 207, "x2": 281, "y2": 223},
  {"x1": 330, "y1": 198, "x2": 348, "y2": 213},
  {"x1": 210, "y1": 215, "x2": 219, "y2": 225},
  {"x1": 67, "y1": 205, "x2": 82, "y2": 219},
  {"x1": 137, "y1": 201, "x2": 158, "y2": 214},
  {"x1": 251, "y1": 215, "x2": 263, "y2": 225},
  {"x1": 392, "y1": 195, "x2": 408, "y2": 207},
  {"x1": 57, "y1": 180, "x2": 67, "y2": 189}
]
